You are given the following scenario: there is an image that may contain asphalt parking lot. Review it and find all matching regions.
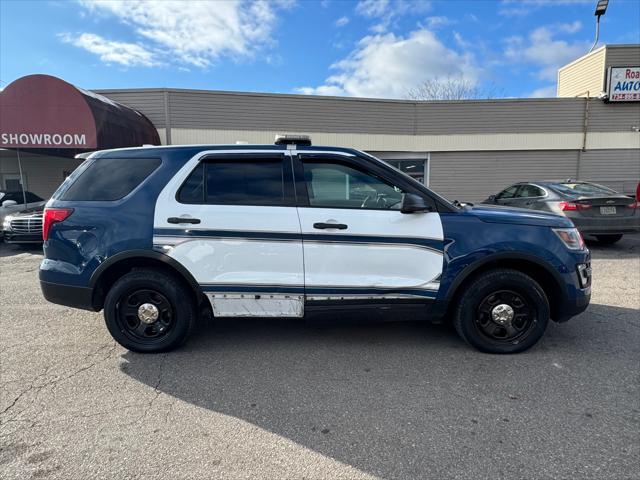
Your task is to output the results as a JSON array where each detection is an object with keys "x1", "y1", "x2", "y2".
[{"x1": 1, "y1": 236, "x2": 638, "y2": 480}]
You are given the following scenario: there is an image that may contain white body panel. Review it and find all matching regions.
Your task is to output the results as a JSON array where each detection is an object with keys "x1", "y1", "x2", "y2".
[
  {"x1": 297, "y1": 208, "x2": 444, "y2": 290},
  {"x1": 154, "y1": 148, "x2": 444, "y2": 316},
  {"x1": 154, "y1": 150, "x2": 304, "y2": 317}
]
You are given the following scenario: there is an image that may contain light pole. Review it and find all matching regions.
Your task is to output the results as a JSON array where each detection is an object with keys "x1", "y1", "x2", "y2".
[{"x1": 589, "y1": 0, "x2": 609, "y2": 53}]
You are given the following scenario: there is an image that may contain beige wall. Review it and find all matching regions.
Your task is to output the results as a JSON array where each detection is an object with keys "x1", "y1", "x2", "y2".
[
  {"x1": 558, "y1": 45, "x2": 640, "y2": 98},
  {"x1": 0, "y1": 150, "x2": 82, "y2": 199},
  {"x1": 558, "y1": 47, "x2": 606, "y2": 98}
]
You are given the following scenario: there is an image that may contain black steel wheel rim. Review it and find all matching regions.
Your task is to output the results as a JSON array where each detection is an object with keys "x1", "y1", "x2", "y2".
[
  {"x1": 475, "y1": 289, "x2": 536, "y2": 344},
  {"x1": 116, "y1": 289, "x2": 174, "y2": 342}
]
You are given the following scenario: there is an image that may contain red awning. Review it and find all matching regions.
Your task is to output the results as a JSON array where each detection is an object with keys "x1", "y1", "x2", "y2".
[{"x1": 0, "y1": 74, "x2": 160, "y2": 157}]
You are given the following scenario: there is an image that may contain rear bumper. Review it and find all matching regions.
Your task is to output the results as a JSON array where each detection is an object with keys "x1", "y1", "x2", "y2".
[
  {"x1": 570, "y1": 215, "x2": 640, "y2": 235},
  {"x1": 40, "y1": 280, "x2": 97, "y2": 311}
]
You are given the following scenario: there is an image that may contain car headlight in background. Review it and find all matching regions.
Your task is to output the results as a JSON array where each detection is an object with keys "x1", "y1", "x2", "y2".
[
  {"x1": 553, "y1": 227, "x2": 585, "y2": 250},
  {"x1": 2, "y1": 216, "x2": 12, "y2": 231}
]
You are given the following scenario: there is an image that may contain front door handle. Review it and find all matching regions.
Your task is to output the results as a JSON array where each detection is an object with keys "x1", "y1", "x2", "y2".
[
  {"x1": 313, "y1": 222, "x2": 348, "y2": 230},
  {"x1": 167, "y1": 217, "x2": 201, "y2": 224}
]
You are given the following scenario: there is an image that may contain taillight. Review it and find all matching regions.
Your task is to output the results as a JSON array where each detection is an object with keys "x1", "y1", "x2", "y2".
[
  {"x1": 43, "y1": 208, "x2": 73, "y2": 241},
  {"x1": 559, "y1": 202, "x2": 591, "y2": 211},
  {"x1": 627, "y1": 201, "x2": 639, "y2": 209}
]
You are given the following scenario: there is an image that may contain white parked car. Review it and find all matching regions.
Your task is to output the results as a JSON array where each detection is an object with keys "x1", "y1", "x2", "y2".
[{"x1": 0, "y1": 191, "x2": 46, "y2": 234}]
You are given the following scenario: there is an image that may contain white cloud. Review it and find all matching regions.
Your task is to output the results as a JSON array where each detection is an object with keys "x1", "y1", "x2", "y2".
[
  {"x1": 335, "y1": 16, "x2": 350, "y2": 27},
  {"x1": 528, "y1": 85, "x2": 557, "y2": 97},
  {"x1": 355, "y1": 0, "x2": 431, "y2": 32},
  {"x1": 71, "y1": 0, "x2": 293, "y2": 68},
  {"x1": 424, "y1": 16, "x2": 452, "y2": 29},
  {"x1": 505, "y1": 22, "x2": 590, "y2": 80},
  {"x1": 59, "y1": 32, "x2": 159, "y2": 67},
  {"x1": 296, "y1": 28, "x2": 477, "y2": 99}
]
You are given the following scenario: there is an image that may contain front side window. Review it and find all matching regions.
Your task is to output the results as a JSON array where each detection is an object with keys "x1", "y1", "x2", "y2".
[
  {"x1": 178, "y1": 159, "x2": 285, "y2": 206},
  {"x1": 303, "y1": 161, "x2": 403, "y2": 209}
]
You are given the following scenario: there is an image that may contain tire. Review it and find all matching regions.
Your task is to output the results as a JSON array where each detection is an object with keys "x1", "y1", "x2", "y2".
[
  {"x1": 594, "y1": 234, "x2": 623, "y2": 245},
  {"x1": 104, "y1": 269, "x2": 196, "y2": 353},
  {"x1": 453, "y1": 269, "x2": 549, "y2": 354}
]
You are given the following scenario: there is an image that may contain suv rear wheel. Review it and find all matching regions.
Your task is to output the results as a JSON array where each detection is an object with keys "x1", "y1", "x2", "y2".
[
  {"x1": 104, "y1": 269, "x2": 196, "y2": 353},
  {"x1": 453, "y1": 269, "x2": 549, "y2": 354}
]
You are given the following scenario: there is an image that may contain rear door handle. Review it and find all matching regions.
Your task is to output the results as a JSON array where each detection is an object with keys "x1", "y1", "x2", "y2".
[
  {"x1": 313, "y1": 222, "x2": 348, "y2": 230},
  {"x1": 167, "y1": 217, "x2": 201, "y2": 224}
]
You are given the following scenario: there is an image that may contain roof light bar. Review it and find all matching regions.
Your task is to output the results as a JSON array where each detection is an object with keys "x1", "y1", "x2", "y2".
[{"x1": 274, "y1": 134, "x2": 312, "y2": 146}]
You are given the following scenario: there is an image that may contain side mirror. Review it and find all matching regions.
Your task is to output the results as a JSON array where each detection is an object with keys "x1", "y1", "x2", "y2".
[
  {"x1": 1, "y1": 200, "x2": 17, "y2": 208},
  {"x1": 487, "y1": 194, "x2": 497, "y2": 202},
  {"x1": 400, "y1": 193, "x2": 432, "y2": 214}
]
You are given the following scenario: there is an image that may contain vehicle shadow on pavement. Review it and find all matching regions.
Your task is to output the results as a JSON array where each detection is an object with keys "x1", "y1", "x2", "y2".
[{"x1": 119, "y1": 300, "x2": 639, "y2": 479}]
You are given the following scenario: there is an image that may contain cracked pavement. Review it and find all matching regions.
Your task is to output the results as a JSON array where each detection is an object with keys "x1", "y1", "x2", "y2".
[{"x1": 0, "y1": 235, "x2": 639, "y2": 479}]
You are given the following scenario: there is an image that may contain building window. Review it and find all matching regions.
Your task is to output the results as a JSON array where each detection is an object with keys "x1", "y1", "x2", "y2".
[
  {"x1": 1, "y1": 173, "x2": 27, "y2": 191},
  {"x1": 384, "y1": 159, "x2": 427, "y2": 184}
]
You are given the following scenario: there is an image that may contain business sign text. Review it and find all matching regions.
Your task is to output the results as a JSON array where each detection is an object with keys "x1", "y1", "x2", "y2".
[
  {"x1": 0, "y1": 132, "x2": 88, "y2": 148},
  {"x1": 607, "y1": 67, "x2": 640, "y2": 102}
]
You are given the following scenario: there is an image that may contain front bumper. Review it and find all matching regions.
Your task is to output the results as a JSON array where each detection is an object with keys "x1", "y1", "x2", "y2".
[
  {"x1": 3, "y1": 231, "x2": 43, "y2": 243},
  {"x1": 40, "y1": 280, "x2": 97, "y2": 311},
  {"x1": 554, "y1": 287, "x2": 591, "y2": 322}
]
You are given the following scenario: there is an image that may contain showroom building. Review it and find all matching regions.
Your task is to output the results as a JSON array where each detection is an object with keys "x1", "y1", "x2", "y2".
[{"x1": 1, "y1": 44, "x2": 638, "y2": 202}]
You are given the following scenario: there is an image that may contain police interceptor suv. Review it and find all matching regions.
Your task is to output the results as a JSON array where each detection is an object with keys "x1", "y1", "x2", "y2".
[{"x1": 40, "y1": 136, "x2": 591, "y2": 354}]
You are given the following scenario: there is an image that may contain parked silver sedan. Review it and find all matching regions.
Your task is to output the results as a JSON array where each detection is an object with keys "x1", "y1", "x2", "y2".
[{"x1": 483, "y1": 181, "x2": 640, "y2": 244}]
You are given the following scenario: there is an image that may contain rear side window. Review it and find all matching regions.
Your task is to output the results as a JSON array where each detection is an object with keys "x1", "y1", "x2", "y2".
[
  {"x1": 517, "y1": 184, "x2": 545, "y2": 198},
  {"x1": 59, "y1": 158, "x2": 161, "y2": 201},
  {"x1": 178, "y1": 159, "x2": 285, "y2": 206}
]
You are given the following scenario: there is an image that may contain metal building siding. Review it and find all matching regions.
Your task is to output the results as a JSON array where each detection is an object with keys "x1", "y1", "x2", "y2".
[
  {"x1": 579, "y1": 149, "x2": 640, "y2": 194},
  {"x1": 429, "y1": 150, "x2": 580, "y2": 202},
  {"x1": 604, "y1": 45, "x2": 640, "y2": 69},
  {"x1": 414, "y1": 99, "x2": 586, "y2": 133},
  {"x1": 100, "y1": 88, "x2": 603, "y2": 135},
  {"x1": 92, "y1": 90, "x2": 167, "y2": 128},
  {"x1": 167, "y1": 90, "x2": 416, "y2": 134},
  {"x1": 557, "y1": 48, "x2": 606, "y2": 98},
  {"x1": 588, "y1": 100, "x2": 640, "y2": 132}
]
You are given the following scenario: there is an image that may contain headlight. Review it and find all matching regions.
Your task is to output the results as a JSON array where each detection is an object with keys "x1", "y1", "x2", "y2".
[
  {"x1": 553, "y1": 227, "x2": 585, "y2": 250},
  {"x1": 2, "y1": 217, "x2": 12, "y2": 230}
]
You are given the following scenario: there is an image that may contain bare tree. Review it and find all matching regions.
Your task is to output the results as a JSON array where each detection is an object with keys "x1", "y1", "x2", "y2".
[{"x1": 406, "y1": 76, "x2": 500, "y2": 101}]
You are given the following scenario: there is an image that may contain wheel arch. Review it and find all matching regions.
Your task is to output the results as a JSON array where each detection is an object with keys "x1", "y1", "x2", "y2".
[
  {"x1": 444, "y1": 252, "x2": 567, "y2": 322},
  {"x1": 89, "y1": 250, "x2": 203, "y2": 311}
]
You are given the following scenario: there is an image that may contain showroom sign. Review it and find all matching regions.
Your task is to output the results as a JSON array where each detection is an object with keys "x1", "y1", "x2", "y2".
[
  {"x1": 607, "y1": 66, "x2": 640, "y2": 102},
  {"x1": 1, "y1": 133, "x2": 88, "y2": 148},
  {"x1": 0, "y1": 74, "x2": 159, "y2": 156}
]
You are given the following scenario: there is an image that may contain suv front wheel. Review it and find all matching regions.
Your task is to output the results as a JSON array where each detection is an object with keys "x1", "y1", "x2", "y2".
[
  {"x1": 453, "y1": 269, "x2": 550, "y2": 354},
  {"x1": 104, "y1": 269, "x2": 196, "y2": 353}
]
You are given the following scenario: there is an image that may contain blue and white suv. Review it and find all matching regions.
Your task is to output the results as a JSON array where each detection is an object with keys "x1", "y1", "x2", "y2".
[{"x1": 40, "y1": 136, "x2": 591, "y2": 354}]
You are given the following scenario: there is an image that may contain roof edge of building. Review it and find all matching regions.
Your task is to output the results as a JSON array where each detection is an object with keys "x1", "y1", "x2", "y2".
[{"x1": 92, "y1": 87, "x2": 595, "y2": 106}]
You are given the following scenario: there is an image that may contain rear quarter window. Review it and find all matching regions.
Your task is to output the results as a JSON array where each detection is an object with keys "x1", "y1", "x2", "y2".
[{"x1": 58, "y1": 157, "x2": 161, "y2": 201}]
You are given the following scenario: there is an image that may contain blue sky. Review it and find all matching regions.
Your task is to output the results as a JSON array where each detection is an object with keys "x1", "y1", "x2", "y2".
[{"x1": 1, "y1": 0, "x2": 638, "y2": 99}]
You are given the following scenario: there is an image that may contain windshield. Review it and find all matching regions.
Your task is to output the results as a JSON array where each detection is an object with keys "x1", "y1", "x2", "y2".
[{"x1": 552, "y1": 182, "x2": 618, "y2": 197}]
